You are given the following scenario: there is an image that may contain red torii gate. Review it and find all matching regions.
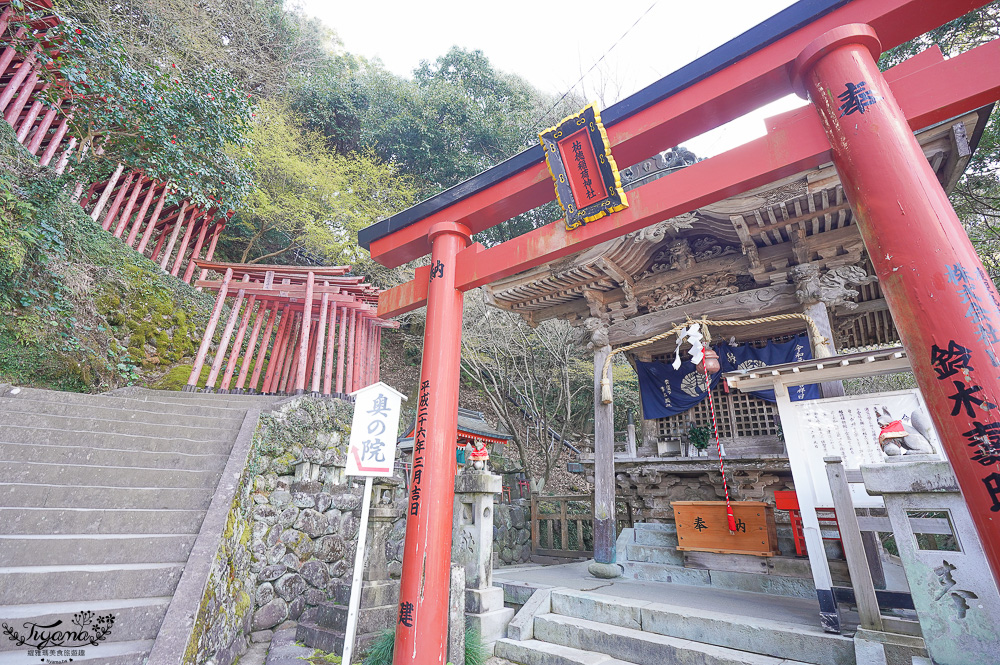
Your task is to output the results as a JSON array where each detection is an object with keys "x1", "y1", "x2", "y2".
[
  {"x1": 185, "y1": 262, "x2": 398, "y2": 396},
  {"x1": 358, "y1": 0, "x2": 1000, "y2": 661}
]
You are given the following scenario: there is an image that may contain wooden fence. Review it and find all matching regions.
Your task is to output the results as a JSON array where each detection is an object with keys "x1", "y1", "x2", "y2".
[{"x1": 530, "y1": 494, "x2": 634, "y2": 558}]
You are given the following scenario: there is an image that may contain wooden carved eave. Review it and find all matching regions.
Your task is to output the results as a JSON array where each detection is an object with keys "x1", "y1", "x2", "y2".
[{"x1": 484, "y1": 109, "x2": 986, "y2": 334}]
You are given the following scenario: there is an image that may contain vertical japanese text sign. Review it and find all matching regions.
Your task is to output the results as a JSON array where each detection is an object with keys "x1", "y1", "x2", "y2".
[{"x1": 346, "y1": 382, "x2": 406, "y2": 477}]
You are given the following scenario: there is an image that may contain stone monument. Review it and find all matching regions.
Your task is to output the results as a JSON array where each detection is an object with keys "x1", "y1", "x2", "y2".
[
  {"x1": 862, "y1": 459, "x2": 1000, "y2": 665},
  {"x1": 453, "y1": 464, "x2": 514, "y2": 652}
]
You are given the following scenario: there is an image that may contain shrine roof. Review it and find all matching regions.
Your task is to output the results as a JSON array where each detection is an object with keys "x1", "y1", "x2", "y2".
[
  {"x1": 356, "y1": 0, "x2": 852, "y2": 251},
  {"x1": 399, "y1": 408, "x2": 512, "y2": 447}
]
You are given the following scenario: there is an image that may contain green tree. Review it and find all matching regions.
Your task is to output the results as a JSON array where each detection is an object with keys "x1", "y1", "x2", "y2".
[{"x1": 220, "y1": 100, "x2": 414, "y2": 266}]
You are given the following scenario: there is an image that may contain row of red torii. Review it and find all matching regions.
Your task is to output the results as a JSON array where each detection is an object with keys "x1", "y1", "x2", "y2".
[
  {"x1": 184, "y1": 262, "x2": 398, "y2": 397},
  {"x1": 0, "y1": 0, "x2": 229, "y2": 287}
]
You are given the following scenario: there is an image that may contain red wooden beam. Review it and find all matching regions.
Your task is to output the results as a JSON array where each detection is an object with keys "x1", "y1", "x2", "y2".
[
  {"x1": 378, "y1": 38, "x2": 1000, "y2": 318},
  {"x1": 366, "y1": 0, "x2": 987, "y2": 270}
]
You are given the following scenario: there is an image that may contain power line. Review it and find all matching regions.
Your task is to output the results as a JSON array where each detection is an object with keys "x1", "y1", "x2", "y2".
[{"x1": 528, "y1": 0, "x2": 661, "y2": 135}]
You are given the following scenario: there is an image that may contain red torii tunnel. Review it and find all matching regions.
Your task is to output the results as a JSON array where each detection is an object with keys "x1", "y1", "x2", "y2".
[
  {"x1": 80, "y1": 171, "x2": 229, "y2": 286},
  {"x1": 0, "y1": 0, "x2": 78, "y2": 170},
  {"x1": 185, "y1": 262, "x2": 398, "y2": 396},
  {"x1": 357, "y1": 0, "x2": 1000, "y2": 661}
]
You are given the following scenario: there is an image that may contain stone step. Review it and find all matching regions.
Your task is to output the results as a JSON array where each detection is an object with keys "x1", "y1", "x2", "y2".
[
  {"x1": 0, "y1": 596, "x2": 170, "y2": 651},
  {"x1": 0, "y1": 639, "x2": 155, "y2": 663},
  {"x1": 0, "y1": 563, "x2": 184, "y2": 604},
  {"x1": 496, "y1": 638, "x2": 640, "y2": 665},
  {"x1": 0, "y1": 410, "x2": 232, "y2": 442},
  {"x1": 624, "y1": 543, "x2": 684, "y2": 566},
  {"x1": 1, "y1": 386, "x2": 254, "y2": 419},
  {"x1": 621, "y1": 560, "x2": 817, "y2": 599},
  {"x1": 0, "y1": 507, "x2": 205, "y2": 535},
  {"x1": 549, "y1": 590, "x2": 854, "y2": 665},
  {"x1": 0, "y1": 460, "x2": 222, "y2": 489},
  {"x1": 107, "y1": 387, "x2": 284, "y2": 409},
  {"x1": 632, "y1": 523, "x2": 678, "y2": 548},
  {"x1": 0, "y1": 483, "x2": 213, "y2": 510},
  {"x1": 0, "y1": 534, "x2": 197, "y2": 566},
  {"x1": 533, "y1": 614, "x2": 811, "y2": 665},
  {"x1": 0, "y1": 441, "x2": 229, "y2": 471},
  {"x1": 0, "y1": 424, "x2": 233, "y2": 453},
  {"x1": 0, "y1": 396, "x2": 244, "y2": 428}
]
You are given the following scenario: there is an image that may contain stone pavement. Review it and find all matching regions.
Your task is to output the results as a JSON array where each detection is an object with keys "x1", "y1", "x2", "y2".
[
  {"x1": 493, "y1": 560, "x2": 824, "y2": 628},
  {"x1": 235, "y1": 621, "x2": 518, "y2": 665}
]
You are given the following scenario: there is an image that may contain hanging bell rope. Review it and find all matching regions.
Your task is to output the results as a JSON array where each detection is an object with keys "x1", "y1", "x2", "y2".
[{"x1": 599, "y1": 313, "x2": 831, "y2": 404}]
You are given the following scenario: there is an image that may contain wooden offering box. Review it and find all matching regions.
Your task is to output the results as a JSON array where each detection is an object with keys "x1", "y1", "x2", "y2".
[{"x1": 672, "y1": 501, "x2": 779, "y2": 556}]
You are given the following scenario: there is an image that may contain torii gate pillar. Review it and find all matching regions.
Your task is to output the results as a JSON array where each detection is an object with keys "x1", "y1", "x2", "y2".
[
  {"x1": 793, "y1": 24, "x2": 1000, "y2": 585},
  {"x1": 394, "y1": 222, "x2": 472, "y2": 665}
]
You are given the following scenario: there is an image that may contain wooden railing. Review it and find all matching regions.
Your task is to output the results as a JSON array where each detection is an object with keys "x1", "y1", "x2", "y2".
[{"x1": 530, "y1": 494, "x2": 634, "y2": 558}]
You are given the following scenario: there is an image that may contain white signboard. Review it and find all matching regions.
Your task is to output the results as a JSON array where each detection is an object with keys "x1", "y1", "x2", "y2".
[
  {"x1": 787, "y1": 389, "x2": 941, "y2": 507},
  {"x1": 346, "y1": 382, "x2": 406, "y2": 478}
]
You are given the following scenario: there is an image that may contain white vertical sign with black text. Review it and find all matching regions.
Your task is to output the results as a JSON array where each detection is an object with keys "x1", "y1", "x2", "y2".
[{"x1": 342, "y1": 382, "x2": 405, "y2": 664}]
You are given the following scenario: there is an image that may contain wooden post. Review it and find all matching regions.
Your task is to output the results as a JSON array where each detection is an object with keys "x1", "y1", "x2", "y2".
[
  {"x1": 89, "y1": 164, "x2": 125, "y2": 222},
  {"x1": 182, "y1": 214, "x2": 212, "y2": 283},
  {"x1": 0, "y1": 28, "x2": 27, "y2": 83},
  {"x1": 294, "y1": 271, "x2": 315, "y2": 394},
  {"x1": 323, "y1": 303, "x2": 337, "y2": 395},
  {"x1": 197, "y1": 223, "x2": 224, "y2": 287},
  {"x1": 277, "y1": 314, "x2": 301, "y2": 394},
  {"x1": 15, "y1": 83, "x2": 49, "y2": 143},
  {"x1": 149, "y1": 228, "x2": 168, "y2": 263},
  {"x1": 158, "y1": 202, "x2": 187, "y2": 270},
  {"x1": 26, "y1": 103, "x2": 57, "y2": 155},
  {"x1": 101, "y1": 170, "x2": 136, "y2": 231},
  {"x1": 170, "y1": 209, "x2": 199, "y2": 277},
  {"x1": 1, "y1": 53, "x2": 39, "y2": 116},
  {"x1": 112, "y1": 175, "x2": 146, "y2": 237},
  {"x1": 374, "y1": 326, "x2": 382, "y2": 383},
  {"x1": 344, "y1": 308, "x2": 357, "y2": 393},
  {"x1": 261, "y1": 305, "x2": 291, "y2": 394},
  {"x1": 626, "y1": 410, "x2": 637, "y2": 458},
  {"x1": 824, "y1": 457, "x2": 883, "y2": 631},
  {"x1": 137, "y1": 183, "x2": 169, "y2": 254},
  {"x1": 0, "y1": 6, "x2": 14, "y2": 37},
  {"x1": 335, "y1": 306, "x2": 348, "y2": 394},
  {"x1": 221, "y1": 295, "x2": 256, "y2": 392},
  {"x1": 185, "y1": 267, "x2": 233, "y2": 390},
  {"x1": 311, "y1": 290, "x2": 330, "y2": 394},
  {"x1": 125, "y1": 180, "x2": 159, "y2": 247},
  {"x1": 247, "y1": 303, "x2": 279, "y2": 393},
  {"x1": 590, "y1": 342, "x2": 619, "y2": 576},
  {"x1": 38, "y1": 113, "x2": 69, "y2": 165},
  {"x1": 205, "y1": 277, "x2": 249, "y2": 391},
  {"x1": 235, "y1": 299, "x2": 267, "y2": 393}
]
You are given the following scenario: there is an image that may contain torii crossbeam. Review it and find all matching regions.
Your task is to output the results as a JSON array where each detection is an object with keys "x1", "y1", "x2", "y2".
[{"x1": 357, "y1": 1, "x2": 1000, "y2": 662}]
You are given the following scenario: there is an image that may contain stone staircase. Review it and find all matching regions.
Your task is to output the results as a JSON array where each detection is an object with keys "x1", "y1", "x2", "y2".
[
  {"x1": 0, "y1": 386, "x2": 279, "y2": 664},
  {"x1": 496, "y1": 588, "x2": 855, "y2": 665},
  {"x1": 619, "y1": 522, "x2": 850, "y2": 599}
]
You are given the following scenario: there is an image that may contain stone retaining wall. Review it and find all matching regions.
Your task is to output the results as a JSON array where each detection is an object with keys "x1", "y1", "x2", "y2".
[
  {"x1": 187, "y1": 396, "x2": 407, "y2": 664},
  {"x1": 493, "y1": 498, "x2": 532, "y2": 566}
]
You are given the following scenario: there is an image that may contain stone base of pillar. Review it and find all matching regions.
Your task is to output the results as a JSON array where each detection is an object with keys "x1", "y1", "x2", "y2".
[
  {"x1": 587, "y1": 561, "x2": 622, "y2": 579},
  {"x1": 464, "y1": 587, "x2": 514, "y2": 655},
  {"x1": 853, "y1": 629, "x2": 926, "y2": 665},
  {"x1": 295, "y1": 579, "x2": 400, "y2": 656}
]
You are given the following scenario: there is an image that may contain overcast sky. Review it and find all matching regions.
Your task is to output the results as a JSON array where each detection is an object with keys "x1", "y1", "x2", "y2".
[{"x1": 294, "y1": 0, "x2": 807, "y2": 157}]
